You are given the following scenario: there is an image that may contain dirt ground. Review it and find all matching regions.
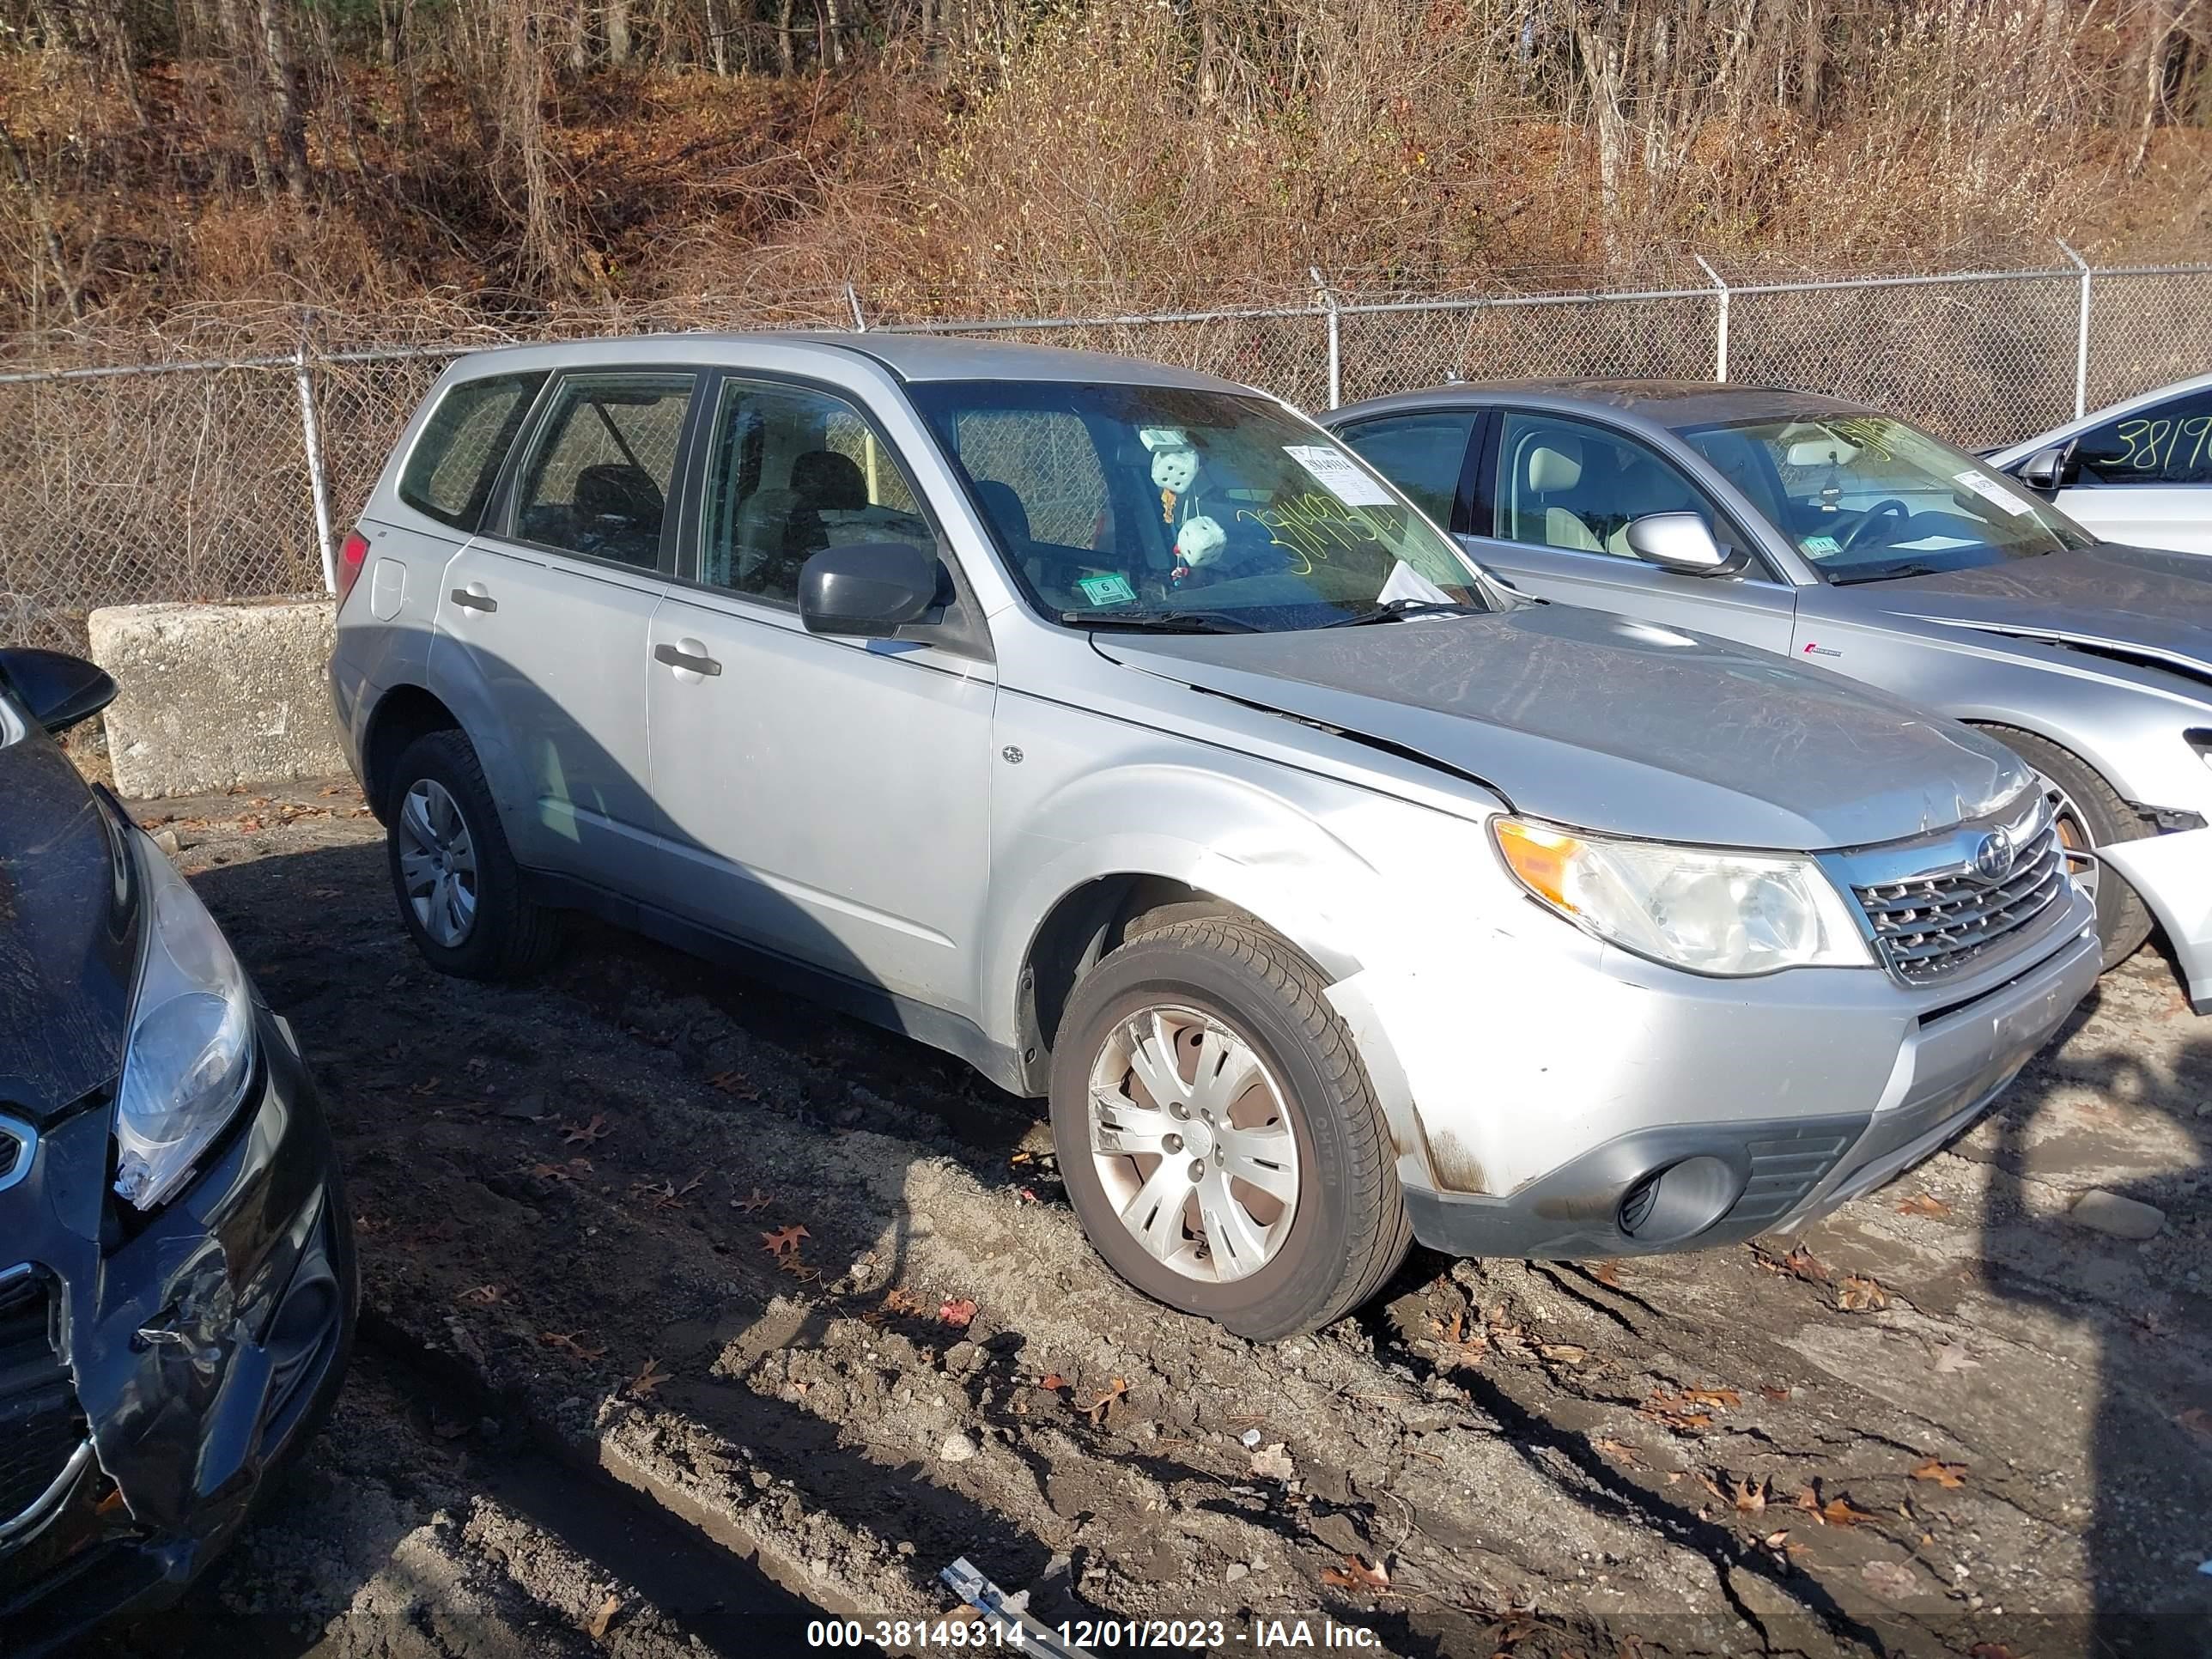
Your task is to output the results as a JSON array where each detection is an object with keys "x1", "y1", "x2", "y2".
[{"x1": 111, "y1": 777, "x2": 2212, "y2": 1659}]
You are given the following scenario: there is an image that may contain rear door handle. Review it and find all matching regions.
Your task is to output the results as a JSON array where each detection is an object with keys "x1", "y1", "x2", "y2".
[
  {"x1": 450, "y1": 587, "x2": 497, "y2": 613},
  {"x1": 654, "y1": 642, "x2": 722, "y2": 678}
]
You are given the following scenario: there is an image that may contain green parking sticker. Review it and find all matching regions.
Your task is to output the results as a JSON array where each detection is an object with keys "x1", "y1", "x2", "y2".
[
  {"x1": 1802, "y1": 534, "x2": 1841, "y2": 555},
  {"x1": 1077, "y1": 573, "x2": 1138, "y2": 606}
]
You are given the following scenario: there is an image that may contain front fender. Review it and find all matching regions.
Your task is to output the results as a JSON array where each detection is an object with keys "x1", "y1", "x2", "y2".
[{"x1": 981, "y1": 703, "x2": 1515, "y2": 1189}]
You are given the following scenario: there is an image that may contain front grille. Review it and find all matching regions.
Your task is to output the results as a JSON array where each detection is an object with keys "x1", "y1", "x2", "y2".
[
  {"x1": 0, "y1": 1269, "x2": 83, "y2": 1534},
  {"x1": 0, "y1": 1133, "x2": 17, "y2": 1183},
  {"x1": 1851, "y1": 815, "x2": 2067, "y2": 986}
]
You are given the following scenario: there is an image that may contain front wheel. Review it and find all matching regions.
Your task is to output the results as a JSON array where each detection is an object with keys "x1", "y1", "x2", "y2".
[{"x1": 1049, "y1": 918, "x2": 1410, "y2": 1340}]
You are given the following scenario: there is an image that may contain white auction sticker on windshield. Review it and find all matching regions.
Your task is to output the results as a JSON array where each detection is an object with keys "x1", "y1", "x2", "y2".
[
  {"x1": 1283, "y1": 444, "x2": 1396, "y2": 506},
  {"x1": 1952, "y1": 469, "x2": 2037, "y2": 517}
]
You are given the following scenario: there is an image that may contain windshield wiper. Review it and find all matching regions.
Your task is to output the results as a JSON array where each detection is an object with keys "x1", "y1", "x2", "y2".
[
  {"x1": 1060, "y1": 607, "x2": 1261, "y2": 634},
  {"x1": 1321, "y1": 598, "x2": 1487, "y2": 628},
  {"x1": 1827, "y1": 562, "x2": 1945, "y2": 586}
]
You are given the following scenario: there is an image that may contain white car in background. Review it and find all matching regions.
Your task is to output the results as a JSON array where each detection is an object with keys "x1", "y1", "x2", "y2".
[{"x1": 1990, "y1": 372, "x2": 2212, "y2": 554}]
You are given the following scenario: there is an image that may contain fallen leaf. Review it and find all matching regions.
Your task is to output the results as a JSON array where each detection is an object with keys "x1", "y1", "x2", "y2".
[
  {"x1": 880, "y1": 1287, "x2": 923, "y2": 1316},
  {"x1": 1933, "y1": 1341, "x2": 1980, "y2": 1375},
  {"x1": 588, "y1": 1591, "x2": 620, "y2": 1639},
  {"x1": 1910, "y1": 1457, "x2": 1968, "y2": 1489},
  {"x1": 1539, "y1": 1343, "x2": 1588, "y2": 1364},
  {"x1": 1085, "y1": 1376, "x2": 1129, "y2": 1425},
  {"x1": 939, "y1": 1297, "x2": 979, "y2": 1328},
  {"x1": 707, "y1": 1069, "x2": 759, "y2": 1100},
  {"x1": 1735, "y1": 1475, "x2": 1770, "y2": 1513},
  {"x1": 1038, "y1": 1373, "x2": 1068, "y2": 1392},
  {"x1": 1594, "y1": 1437, "x2": 1646, "y2": 1469},
  {"x1": 1589, "y1": 1261, "x2": 1622, "y2": 1288},
  {"x1": 1684, "y1": 1387, "x2": 1741, "y2": 1409},
  {"x1": 628, "y1": 1357, "x2": 670, "y2": 1399},
  {"x1": 1836, "y1": 1273, "x2": 1890, "y2": 1312},
  {"x1": 1639, "y1": 1389, "x2": 1721, "y2": 1432},
  {"x1": 1759, "y1": 1384, "x2": 1791, "y2": 1401},
  {"x1": 1757, "y1": 1243, "x2": 1831, "y2": 1285},
  {"x1": 562, "y1": 1114, "x2": 611, "y2": 1146},
  {"x1": 777, "y1": 1258, "x2": 821, "y2": 1282},
  {"x1": 540, "y1": 1331, "x2": 608, "y2": 1360},
  {"x1": 1896, "y1": 1191, "x2": 1951, "y2": 1218},
  {"x1": 2172, "y1": 1406, "x2": 2211, "y2": 1437},
  {"x1": 455, "y1": 1284, "x2": 504, "y2": 1304},
  {"x1": 1250, "y1": 1442, "x2": 1296, "y2": 1480},
  {"x1": 733, "y1": 1187, "x2": 774, "y2": 1213},
  {"x1": 1794, "y1": 1486, "x2": 1879, "y2": 1527},
  {"x1": 1320, "y1": 1554, "x2": 1391, "y2": 1594},
  {"x1": 1861, "y1": 1559, "x2": 1921, "y2": 1601},
  {"x1": 410, "y1": 1076, "x2": 441, "y2": 1096},
  {"x1": 762, "y1": 1224, "x2": 810, "y2": 1259}
]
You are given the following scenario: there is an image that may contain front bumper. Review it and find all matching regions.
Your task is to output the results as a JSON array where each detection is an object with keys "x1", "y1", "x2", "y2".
[
  {"x1": 1337, "y1": 884, "x2": 2100, "y2": 1262},
  {"x1": 0, "y1": 1003, "x2": 356, "y2": 1656},
  {"x1": 2099, "y1": 825, "x2": 2212, "y2": 1012}
]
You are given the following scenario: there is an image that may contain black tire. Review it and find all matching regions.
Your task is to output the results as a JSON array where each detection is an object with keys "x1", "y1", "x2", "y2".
[
  {"x1": 383, "y1": 728, "x2": 560, "y2": 980},
  {"x1": 1977, "y1": 724, "x2": 2154, "y2": 969},
  {"x1": 1049, "y1": 918, "x2": 1411, "y2": 1340}
]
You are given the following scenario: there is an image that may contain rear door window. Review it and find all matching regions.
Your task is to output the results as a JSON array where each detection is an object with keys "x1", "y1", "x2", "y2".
[
  {"x1": 2075, "y1": 387, "x2": 2212, "y2": 485},
  {"x1": 507, "y1": 372, "x2": 699, "y2": 569},
  {"x1": 398, "y1": 370, "x2": 547, "y2": 531}
]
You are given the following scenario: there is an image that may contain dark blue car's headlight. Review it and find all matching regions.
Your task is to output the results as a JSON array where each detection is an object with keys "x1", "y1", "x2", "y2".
[{"x1": 112, "y1": 833, "x2": 255, "y2": 1210}]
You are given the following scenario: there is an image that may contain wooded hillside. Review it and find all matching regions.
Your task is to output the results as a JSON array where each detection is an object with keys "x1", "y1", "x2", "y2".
[{"x1": 3, "y1": 0, "x2": 2209, "y2": 345}]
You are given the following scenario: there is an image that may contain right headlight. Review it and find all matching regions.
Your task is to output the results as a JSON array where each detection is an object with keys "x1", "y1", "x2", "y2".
[{"x1": 1492, "y1": 817, "x2": 1872, "y2": 977}]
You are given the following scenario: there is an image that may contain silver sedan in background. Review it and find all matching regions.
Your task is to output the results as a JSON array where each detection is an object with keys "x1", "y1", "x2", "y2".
[{"x1": 1325, "y1": 380, "x2": 2212, "y2": 1010}]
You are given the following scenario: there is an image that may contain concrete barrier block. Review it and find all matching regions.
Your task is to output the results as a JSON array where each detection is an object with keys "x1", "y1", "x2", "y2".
[{"x1": 87, "y1": 598, "x2": 347, "y2": 799}]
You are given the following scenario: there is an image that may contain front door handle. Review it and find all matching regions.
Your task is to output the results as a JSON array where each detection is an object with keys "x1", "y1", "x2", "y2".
[
  {"x1": 653, "y1": 641, "x2": 722, "y2": 678},
  {"x1": 450, "y1": 587, "x2": 497, "y2": 613}
]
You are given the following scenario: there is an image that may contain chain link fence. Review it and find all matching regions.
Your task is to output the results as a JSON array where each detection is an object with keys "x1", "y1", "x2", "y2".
[{"x1": 3, "y1": 255, "x2": 2208, "y2": 651}]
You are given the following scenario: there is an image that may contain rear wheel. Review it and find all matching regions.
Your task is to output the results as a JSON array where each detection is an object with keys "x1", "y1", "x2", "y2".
[
  {"x1": 1049, "y1": 918, "x2": 1410, "y2": 1340},
  {"x1": 1977, "y1": 725, "x2": 2153, "y2": 969},
  {"x1": 384, "y1": 729, "x2": 560, "y2": 980}
]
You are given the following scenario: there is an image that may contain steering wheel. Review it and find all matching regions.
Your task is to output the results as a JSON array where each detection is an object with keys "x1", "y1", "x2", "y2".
[{"x1": 1839, "y1": 498, "x2": 1910, "y2": 551}]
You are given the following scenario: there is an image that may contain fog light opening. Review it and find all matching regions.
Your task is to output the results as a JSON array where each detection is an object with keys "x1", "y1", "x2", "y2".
[{"x1": 1616, "y1": 1156, "x2": 1739, "y2": 1243}]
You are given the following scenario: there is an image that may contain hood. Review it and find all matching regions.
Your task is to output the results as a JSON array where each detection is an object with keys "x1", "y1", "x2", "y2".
[
  {"x1": 1096, "y1": 604, "x2": 2030, "y2": 849},
  {"x1": 0, "y1": 702, "x2": 139, "y2": 1126},
  {"x1": 1863, "y1": 545, "x2": 2212, "y2": 684}
]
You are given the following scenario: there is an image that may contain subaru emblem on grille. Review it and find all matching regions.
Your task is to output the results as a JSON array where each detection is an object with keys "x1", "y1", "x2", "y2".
[{"x1": 1972, "y1": 828, "x2": 2016, "y2": 884}]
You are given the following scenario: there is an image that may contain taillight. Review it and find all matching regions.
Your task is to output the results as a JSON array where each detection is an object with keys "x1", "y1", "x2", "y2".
[{"x1": 334, "y1": 530, "x2": 371, "y2": 607}]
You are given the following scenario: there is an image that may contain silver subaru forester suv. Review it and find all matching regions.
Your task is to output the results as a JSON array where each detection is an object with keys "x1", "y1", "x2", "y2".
[{"x1": 328, "y1": 334, "x2": 2100, "y2": 1338}]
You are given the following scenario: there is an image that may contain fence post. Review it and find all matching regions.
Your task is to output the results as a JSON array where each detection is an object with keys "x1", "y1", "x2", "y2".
[
  {"x1": 1694, "y1": 255, "x2": 1729, "y2": 383},
  {"x1": 2057, "y1": 239, "x2": 2089, "y2": 417},
  {"x1": 293, "y1": 325, "x2": 337, "y2": 595},
  {"x1": 846, "y1": 282, "x2": 868, "y2": 333},
  {"x1": 1311, "y1": 267, "x2": 1340, "y2": 409}
]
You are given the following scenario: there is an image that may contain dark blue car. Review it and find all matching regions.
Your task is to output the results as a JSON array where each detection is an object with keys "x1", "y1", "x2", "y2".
[{"x1": 0, "y1": 646, "x2": 354, "y2": 1654}]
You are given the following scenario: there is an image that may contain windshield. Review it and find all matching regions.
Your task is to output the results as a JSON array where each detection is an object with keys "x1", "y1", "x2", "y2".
[
  {"x1": 1675, "y1": 412, "x2": 2095, "y2": 584},
  {"x1": 908, "y1": 380, "x2": 1491, "y2": 629}
]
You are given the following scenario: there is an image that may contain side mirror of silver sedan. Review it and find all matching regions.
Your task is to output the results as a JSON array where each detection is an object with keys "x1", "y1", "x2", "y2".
[{"x1": 1625, "y1": 512, "x2": 1735, "y2": 575}]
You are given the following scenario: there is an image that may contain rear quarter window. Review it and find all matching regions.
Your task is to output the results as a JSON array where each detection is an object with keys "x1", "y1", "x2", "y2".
[{"x1": 398, "y1": 371, "x2": 548, "y2": 531}]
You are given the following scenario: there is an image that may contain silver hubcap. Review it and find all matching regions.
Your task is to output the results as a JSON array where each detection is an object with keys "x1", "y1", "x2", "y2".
[
  {"x1": 1087, "y1": 1005, "x2": 1300, "y2": 1285},
  {"x1": 396, "y1": 779, "x2": 479, "y2": 947}
]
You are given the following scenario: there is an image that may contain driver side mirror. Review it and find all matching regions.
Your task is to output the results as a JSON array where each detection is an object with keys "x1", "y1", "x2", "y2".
[
  {"x1": 0, "y1": 647, "x2": 118, "y2": 735},
  {"x1": 2015, "y1": 441, "x2": 2079, "y2": 494},
  {"x1": 1625, "y1": 513, "x2": 1736, "y2": 576},
  {"x1": 798, "y1": 541, "x2": 940, "y2": 639}
]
